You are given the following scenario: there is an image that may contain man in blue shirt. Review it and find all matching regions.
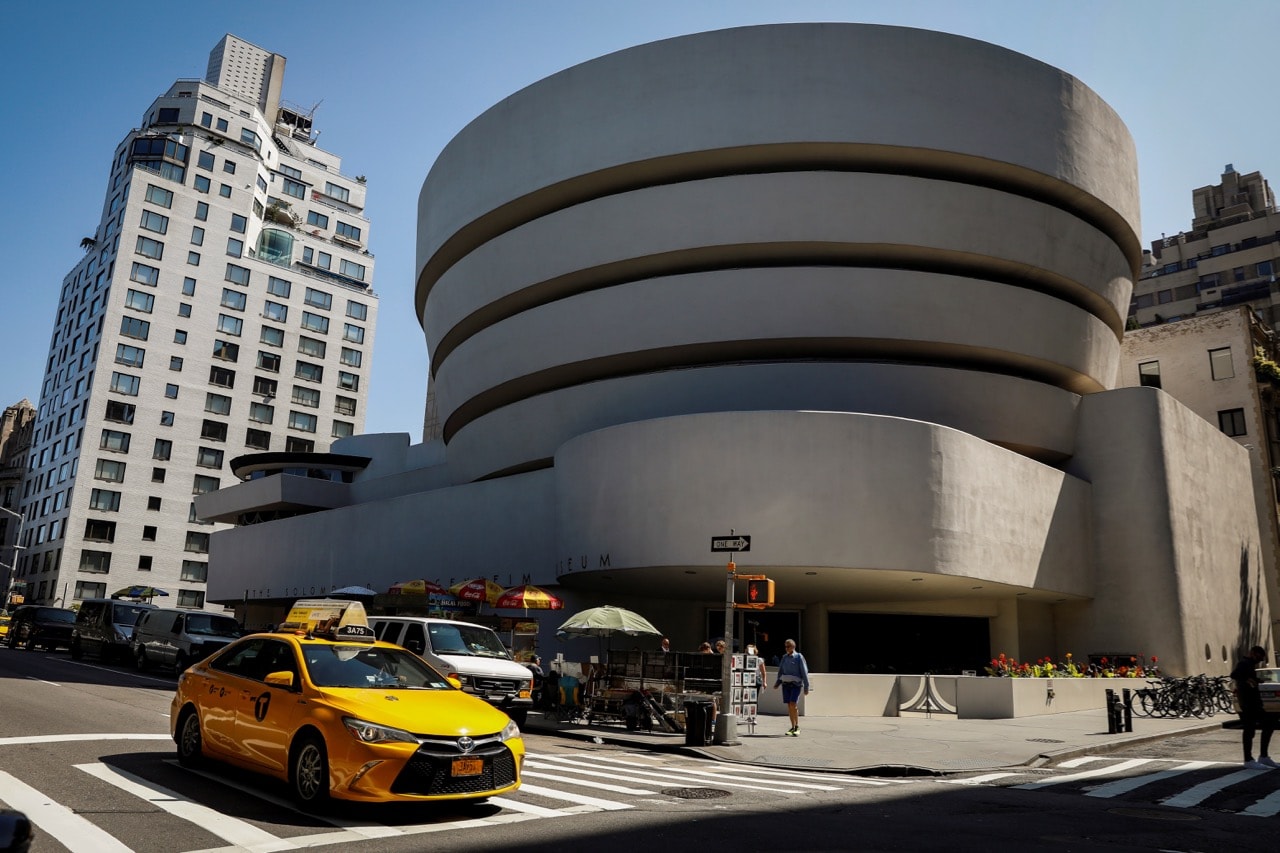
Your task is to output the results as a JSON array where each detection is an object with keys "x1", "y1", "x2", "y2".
[{"x1": 773, "y1": 638, "x2": 810, "y2": 736}]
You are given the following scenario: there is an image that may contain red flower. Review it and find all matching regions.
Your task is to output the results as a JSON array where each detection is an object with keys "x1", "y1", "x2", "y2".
[{"x1": 1100, "y1": 657, "x2": 1108, "y2": 664}]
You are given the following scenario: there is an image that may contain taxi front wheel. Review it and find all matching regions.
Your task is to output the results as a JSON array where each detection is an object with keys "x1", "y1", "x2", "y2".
[
  {"x1": 290, "y1": 734, "x2": 330, "y2": 807},
  {"x1": 177, "y1": 708, "x2": 203, "y2": 767}
]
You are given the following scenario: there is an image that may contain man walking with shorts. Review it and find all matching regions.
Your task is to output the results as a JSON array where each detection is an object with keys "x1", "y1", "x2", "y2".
[{"x1": 773, "y1": 638, "x2": 810, "y2": 736}]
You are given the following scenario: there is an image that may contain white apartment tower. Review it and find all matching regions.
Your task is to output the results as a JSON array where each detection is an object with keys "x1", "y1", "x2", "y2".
[{"x1": 15, "y1": 35, "x2": 377, "y2": 610}]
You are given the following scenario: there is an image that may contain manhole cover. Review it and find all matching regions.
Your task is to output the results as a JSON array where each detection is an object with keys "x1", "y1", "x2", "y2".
[
  {"x1": 1027, "y1": 738, "x2": 1065, "y2": 743},
  {"x1": 1107, "y1": 807, "x2": 1199, "y2": 822},
  {"x1": 663, "y1": 787, "x2": 732, "y2": 799}
]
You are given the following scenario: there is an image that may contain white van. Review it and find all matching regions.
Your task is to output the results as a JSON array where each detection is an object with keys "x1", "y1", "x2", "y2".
[
  {"x1": 369, "y1": 616, "x2": 534, "y2": 724},
  {"x1": 131, "y1": 607, "x2": 243, "y2": 671}
]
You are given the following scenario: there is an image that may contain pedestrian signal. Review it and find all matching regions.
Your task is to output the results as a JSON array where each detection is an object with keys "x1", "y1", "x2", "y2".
[{"x1": 746, "y1": 578, "x2": 775, "y2": 607}]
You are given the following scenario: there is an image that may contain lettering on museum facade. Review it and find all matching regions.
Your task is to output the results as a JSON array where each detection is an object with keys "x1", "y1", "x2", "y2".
[{"x1": 555, "y1": 553, "x2": 611, "y2": 576}]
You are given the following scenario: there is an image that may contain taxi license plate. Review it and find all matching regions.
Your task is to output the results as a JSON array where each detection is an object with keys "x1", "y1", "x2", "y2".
[{"x1": 452, "y1": 758, "x2": 484, "y2": 777}]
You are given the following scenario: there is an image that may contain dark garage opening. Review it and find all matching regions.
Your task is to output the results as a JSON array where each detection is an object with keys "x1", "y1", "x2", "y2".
[{"x1": 828, "y1": 613, "x2": 991, "y2": 674}]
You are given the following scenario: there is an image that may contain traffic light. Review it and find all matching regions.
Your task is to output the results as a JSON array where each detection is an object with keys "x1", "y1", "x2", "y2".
[{"x1": 746, "y1": 578, "x2": 775, "y2": 607}]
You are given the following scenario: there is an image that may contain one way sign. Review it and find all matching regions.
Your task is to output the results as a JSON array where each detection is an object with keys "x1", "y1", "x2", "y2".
[{"x1": 711, "y1": 535, "x2": 751, "y2": 552}]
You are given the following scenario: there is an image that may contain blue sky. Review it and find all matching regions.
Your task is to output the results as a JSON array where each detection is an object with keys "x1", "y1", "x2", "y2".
[{"x1": 3, "y1": 1, "x2": 1277, "y2": 437}]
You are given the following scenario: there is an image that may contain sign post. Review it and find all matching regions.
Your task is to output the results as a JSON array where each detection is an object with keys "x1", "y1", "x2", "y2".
[{"x1": 712, "y1": 530, "x2": 751, "y2": 745}]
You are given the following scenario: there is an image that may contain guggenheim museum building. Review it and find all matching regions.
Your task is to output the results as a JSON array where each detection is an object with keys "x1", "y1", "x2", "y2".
[{"x1": 199, "y1": 23, "x2": 1274, "y2": 676}]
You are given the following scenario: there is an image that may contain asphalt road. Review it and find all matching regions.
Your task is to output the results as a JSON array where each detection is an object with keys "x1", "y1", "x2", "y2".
[{"x1": 1, "y1": 645, "x2": 1277, "y2": 853}]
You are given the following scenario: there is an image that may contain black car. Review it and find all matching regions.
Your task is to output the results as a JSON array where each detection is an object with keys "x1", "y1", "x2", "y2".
[{"x1": 6, "y1": 605, "x2": 77, "y2": 651}]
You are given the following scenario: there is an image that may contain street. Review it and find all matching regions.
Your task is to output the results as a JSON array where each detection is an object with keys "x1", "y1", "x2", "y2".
[{"x1": 2, "y1": 646, "x2": 1278, "y2": 852}]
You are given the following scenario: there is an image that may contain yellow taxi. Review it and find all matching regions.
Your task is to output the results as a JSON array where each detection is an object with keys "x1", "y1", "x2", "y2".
[
  {"x1": 0, "y1": 613, "x2": 10, "y2": 640},
  {"x1": 170, "y1": 599, "x2": 524, "y2": 807}
]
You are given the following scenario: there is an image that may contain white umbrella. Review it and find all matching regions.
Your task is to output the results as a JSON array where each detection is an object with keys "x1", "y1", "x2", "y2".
[
  {"x1": 329, "y1": 586, "x2": 378, "y2": 597},
  {"x1": 558, "y1": 605, "x2": 661, "y2": 637}
]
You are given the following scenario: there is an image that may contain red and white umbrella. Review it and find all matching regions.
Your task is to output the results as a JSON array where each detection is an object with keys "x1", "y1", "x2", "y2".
[
  {"x1": 448, "y1": 578, "x2": 504, "y2": 605},
  {"x1": 495, "y1": 584, "x2": 564, "y2": 611}
]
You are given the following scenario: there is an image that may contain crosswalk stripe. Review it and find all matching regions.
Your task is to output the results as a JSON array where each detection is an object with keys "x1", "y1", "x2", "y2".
[
  {"x1": 936, "y1": 772, "x2": 1019, "y2": 785},
  {"x1": 524, "y1": 756, "x2": 817, "y2": 793},
  {"x1": 0, "y1": 769, "x2": 133, "y2": 853},
  {"x1": 1083, "y1": 761, "x2": 1218, "y2": 798},
  {"x1": 1013, "y1": 759, "x2": 1156, "y2": 790},
  {"x1": 488, "y1": 795, "x2": 572, "y2": 816},
  {"x1": 76, "y1": 763, "x2": 293, "y2": 852},
  {"x1": 521, "y1": 769, "x2": 655, "y2": 794},
  {"x1": 529, "y1": 754, "x2": 847, "y2": 790},
  {"x1": 1240, "y1": 786, "x2": 1280, "y2": 817},
  {"x1": 508, "y1": 783, "x2": 632, "y2": 811},
  {"x1": 1159, "y1": 767, "x2": 1275, "y2": 808},
  {"x1": 1056, "y1": 756, "x2": 1109, "y2": 769}
]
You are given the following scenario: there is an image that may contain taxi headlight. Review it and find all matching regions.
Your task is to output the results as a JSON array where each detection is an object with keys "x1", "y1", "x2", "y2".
[
  {"x1": 342, "y1": 716, "x2": 418, "y2": 745},
  {"x1": 500, "y1": 719, "x2": 520, "y2": 742}
]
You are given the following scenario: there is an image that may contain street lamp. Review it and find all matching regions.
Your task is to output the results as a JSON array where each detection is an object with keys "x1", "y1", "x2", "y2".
[{"x1": 0, "y1": 506, "x2": 26, "y2": 609}]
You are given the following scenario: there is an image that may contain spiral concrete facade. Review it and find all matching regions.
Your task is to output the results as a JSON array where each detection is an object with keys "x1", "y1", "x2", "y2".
[{"x1": 204, "y1": 24, "x2": 1271, "y2": 678}]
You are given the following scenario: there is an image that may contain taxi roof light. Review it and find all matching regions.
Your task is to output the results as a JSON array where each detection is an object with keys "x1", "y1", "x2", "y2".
[{"x1": 278, "y1": 598, "x2": 376, "y2": 643}]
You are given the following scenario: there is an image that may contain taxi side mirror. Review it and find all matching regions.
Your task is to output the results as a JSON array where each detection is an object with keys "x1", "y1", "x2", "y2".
[
  {"x1": 265, "y1": 670, "x2": 295, "y2": 689},
  {"x1": 446, "y1": 674, "x2": 463, "y2": 690}
]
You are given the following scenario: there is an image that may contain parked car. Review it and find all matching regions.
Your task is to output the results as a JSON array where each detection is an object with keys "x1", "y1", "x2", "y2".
[
  {"x1": 133, "y1": 608, "x2": 243, "y2": 672},
  {"x1": 368, "y1": 616, "x2": 534, "y2": 725},
  {"x1": 5, "y1": 606, "x2": 76, "y2": 651},
  {"x1": 70, "y1": 598, "x2": 156, "y2": 663},
  {"x1": 0, "y1": 613, "x2": 10, "y2": 641},
  {"x1": 1257, "y1": 667, "x2": 1280, "y2": 713}
]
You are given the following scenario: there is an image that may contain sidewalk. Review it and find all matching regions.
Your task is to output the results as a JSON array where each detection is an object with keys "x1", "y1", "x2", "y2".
[{"x1": 521, "y1": 709, "x2": 1224, "y2": 775}]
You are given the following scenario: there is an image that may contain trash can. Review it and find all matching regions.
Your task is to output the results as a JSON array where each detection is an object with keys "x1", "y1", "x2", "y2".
[{"x1": 684, "y1": 699, "x2": 715, "y2": 746}]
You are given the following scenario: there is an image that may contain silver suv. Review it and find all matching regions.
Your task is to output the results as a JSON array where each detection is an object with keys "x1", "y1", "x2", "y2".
[{"x1": 132, "y1": 608, "x2": 242, "y2": 672}]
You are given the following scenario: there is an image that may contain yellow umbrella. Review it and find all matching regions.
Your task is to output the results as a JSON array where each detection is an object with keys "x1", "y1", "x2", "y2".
[
  {"x1": 448, "y1": 578, "x2": 504, "y2": 605},
  {"x1": 388, "y1": 579, "x2": 448, "y2": 596},
  {"x1": 495, "y1": 584, "x2": 564, "y2": 611}
]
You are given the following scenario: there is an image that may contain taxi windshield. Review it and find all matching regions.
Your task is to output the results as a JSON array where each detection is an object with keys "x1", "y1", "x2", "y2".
[
  {"x1": 304, "y1": 644, "x2": 454, "y2": 689},
  {"x1": 427, "y1": 623, "x2": 511, "y2": 659}
]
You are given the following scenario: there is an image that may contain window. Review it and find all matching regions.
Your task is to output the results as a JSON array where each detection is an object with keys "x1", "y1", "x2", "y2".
[
  {"x1": 301, "y1": 312, "x2": 329, "y2": 334},
  {"x1": 160, "y1": 411, "x2": 175, "y2": 427},
  {"x1": 178, "y1": 590, "x2": 206, "y2": 609},
  {"x1": 115, "y1": 343, "x2": 145, "y2": 367},
  {"x1": 1219, "y1": 408, "x2": 1247, "y2": 437},
  {"x1": 285, "y1": 437, "x2": 315, "y2": 453},
  {"x1": 201, "y1": 420, "x2": 228, "y2": 442},
  {"x1": 76, "y1": 581, "x2": 107, "y2": 600},
  {"x1": 194, "y1": 174, "x2": 211, "y2": 193},
  {"x1": 140, "y1": 210, "x2": 169, "y2": 234},
  {"x1": 335, "y1": 395, "x2": 357, "y2": 416},
  {"x1": 188, "y1": 250, "x2": 201, "y2": 266},
  {"x1": 257, "y1": 351, "x2": 281, "y2": 371},
  {"x1": 298, "y1": 336, "x2": 326, "y2": 358},
  {"x1": 94, "y1": 459, "x2": 126, "y2": 482},
  {"x1": 166, "y1": 356, "x2": 182, "y2": 373},
  {"x1": 145, "y1": 184, "x2": 174, "y2": 208},
  {"x1": 216, "y1": 314, "x2": 243, "y2": 336},
  {"x1": 198, "y1": 150, "x2": 215, "y2": 170},
  {"x1": 260, "y1": 325, "x2": 285, "y2": 347},
  {"x1": 1157, "y1": 289, "x2": 1173, "y2": 304},
  {"x1": 282, "y1": 178, "x2": 306, "y2": 198},
  {"x1": 335, "y1": 221, "x2": 361, "y2": 241},
  {"x1": 192, "y1": 474, "x2": 220, "y2": 496},
  {"x1": 230, "y1": 213, "x2": 247, "y2": 233},
  {"x1": 182, "y1": 276, "x2": 197, "y2": 295},
  {"x1": 200, "y1": 111, "x2": 213, "y2": 128},
  {"x1": 1209, "y1": 347, "x2": 1234, "y2": 380},
  {"x1": 125, "y1": 289, "x2": 155, "y2": 313},
  {"x1": 136, "y1": 234, "x2": 165, "y2": 257},
  {"x1": 174, "y1": 329, "x2": 188, "y2": 344},
  {"x1": 185, "y1": 531, "x2": 210, "y2": 553},
  {"x1": 215, "y1": 117, "x2": 228, "y2": 132},
  {"x1": 195, "y1": 201, "x2": 209, "y2": 221},
  {"x1": 324, "y1": 182, "x2": 350, "y2": 203},
  {"x1": 292, "y1": 385, "x2": 321, "y2": 407},
  {"x1": 307, "y1": 211, "x2": 329, "y2": 228},
  {"x1": 104, "y1": 400, "x2": 135, "y2": 424},
  {"x1": 196, "y1": 447, "x2": 224, "y2": 468},
  {"x1": 147, "y1": 496, "x2": 162, "y2": 511},
  {"x1": 204, "y1": 392, "x2": 232, "y2": 415},
  {"x1": 339, "y1": 260, "x2": 366, "y2": 281},
  {"x1": 304, "y1": 288, "x2": 332, "y2": 310},
  {"x1": 226, "y1": 237, "x2": 244, "y2": 257},
  {"x1": 263, "y1": 301, "x2": 288, "y2": 322},
  {"x1": 225, "y1": 263, "x2": 250, "y2": 286},
  {"x1": 1211, "y1": 244, "x2": 1230, "y2": 257},
  {"x1": 178, "y1": 302, "x2": 192, "y2": 318},
  {"x1": 165, "y1": 383, "x2": 180, "y2": 398},
  {"x1": 240, "y1": 128, "x2": 260, "y2": 150},
  {"x1": 332, "y1": 420, "x2": 354, "y2": 438},
  {"x1": 289, "y1": 411, "x2": 318, "y2": 433},
  {"x1": 302, "y1": 247, "x2": 313, "y2": 264},
  {"x1": 295, "y1": 361, "x2": 324, "y2": 382},
  {"x1": 152, "y1": 467, "x2": 165, "y2": 483},
  {"x1": 153, "y1": 438, "x2": 172, "y2": 460},
  {"x1": 338, "y1": 371, "x2": 360, "y2": 391},
  {"x1": 79, "y1": 550, "x2": 112, "y2": 573},
  {"x1": 120, "y1": 316, "x2": 150, "y2": 340},
  {"x1": 130, "y1": 262, "x2": 160, "y2": 286},
  {"x1": 88, "y1": 489, "x2": 121, "y2": 511},
  {"x1": 245, "y1": 428, "x2": 271, "y2": 450},
  {"x1": 220, "y1": 288, "x2": 247, "y2": 311},
  {"x1": 249, "y1": 402, "x2": 274, "y2": 423},
  {"x1": 340, "y1": 347, "x2": 362, "y2": 367},
  {"x1": 223, "y1": 160, "x2": 237, "y2": 175},
  {"x1": 1234, "y1": 266, "x2": 1246, "y2": 282},
  {"x1": 1259, "y1": 260, "x2": 1275, "y2": 277},
  {"x1": 209, "y1": 366, "x2": 235, "y2": 388},
  {"x1": 342, "y1": 324, "x2": 364, "y2": 344},
  {"x1": 84, "y1": 519, "x2": 116, "y2": 543},
  {"x1": 346, "y1": 301, "x2": 367, "y2": 320},
  {"x1": 100, "y1": 430, "x2": 130, "y2": 453},
  {"x1": 316, "y1": 252, "x2": 331, "y2": 270},
  {"x1": 252, "y1": 376, "x2": 278, "y2": 396},
  {"x1": 110, "y1": 372, "x2": 140, "y2": 395},
  {"x1": 267, "y1": 276, "x2": 291, "y2": 298},
  {"x1": 181, "y1": 561, "x2": 208, "y2": 583},
  {"x1": 1137, "y1": 361, "x2": 1160, "y2": 388}
]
